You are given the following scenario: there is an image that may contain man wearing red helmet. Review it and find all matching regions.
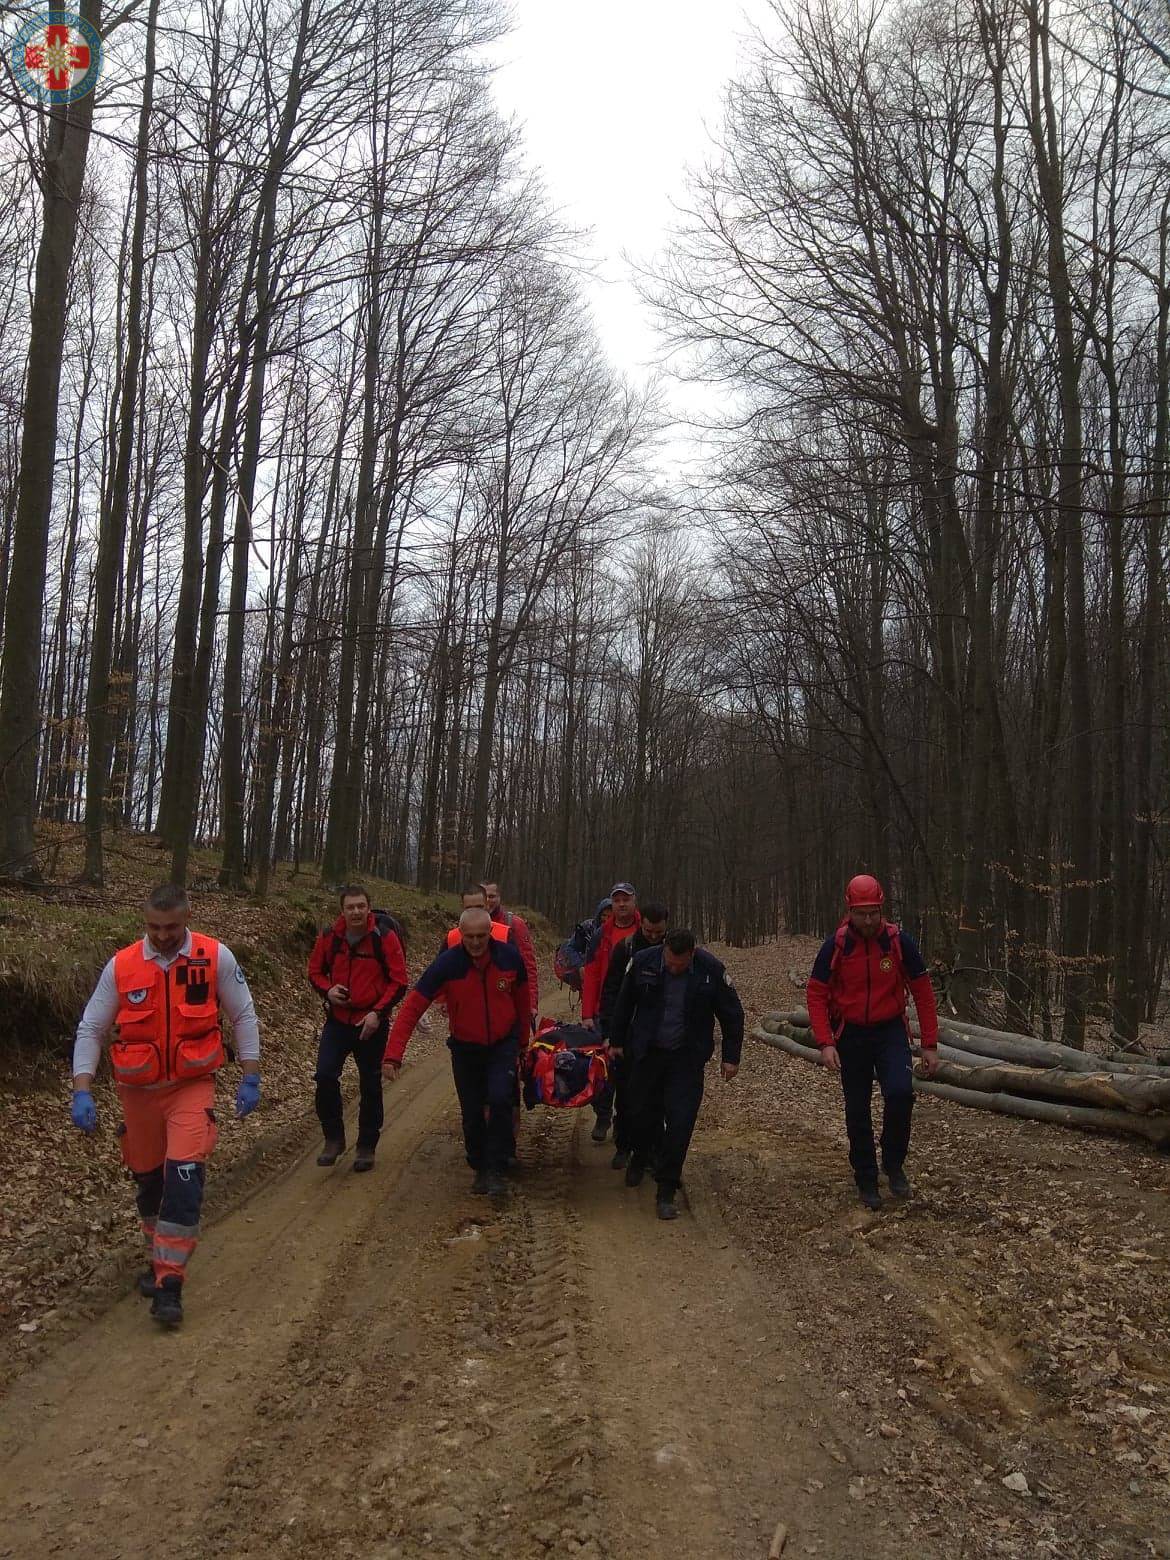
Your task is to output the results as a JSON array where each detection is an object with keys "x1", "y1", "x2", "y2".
[{"x1": 805, "y1": 875, "x2": 939, "y2": 1210}]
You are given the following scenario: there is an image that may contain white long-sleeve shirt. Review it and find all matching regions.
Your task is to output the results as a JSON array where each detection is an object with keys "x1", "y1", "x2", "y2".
[{"x1": 72, "y1": 932, "x2": 261, "y2": 1079}]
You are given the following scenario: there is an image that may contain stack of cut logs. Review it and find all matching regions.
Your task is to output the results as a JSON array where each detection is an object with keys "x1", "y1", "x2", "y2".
[{"x1": 754, "y1": 1011, "x2": 1170, "y2": 1148}]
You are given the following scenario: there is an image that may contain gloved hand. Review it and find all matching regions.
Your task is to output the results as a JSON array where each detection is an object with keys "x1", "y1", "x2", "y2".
[
  {"x1": 71, "y1": 1090, "x2": 98, "y2": 1133},
  {"x1": 235, "y1": 1073, "x2": 261, "y2": 1119}
]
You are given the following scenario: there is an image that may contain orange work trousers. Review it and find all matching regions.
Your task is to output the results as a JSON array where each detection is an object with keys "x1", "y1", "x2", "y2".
[{"x1": 117, "y1": 1077, "x2": 218, "y2": 1284}]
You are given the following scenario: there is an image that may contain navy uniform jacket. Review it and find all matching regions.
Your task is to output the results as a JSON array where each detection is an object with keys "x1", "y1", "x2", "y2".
[{"x1": 609, "y1": 945, "x2": 744, "y2": 1065}]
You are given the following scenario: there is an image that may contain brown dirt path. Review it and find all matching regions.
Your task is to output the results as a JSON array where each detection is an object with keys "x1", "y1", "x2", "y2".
[
  {"x1": 4, "y1": 943, "x2": 1169, "y2": 1558},
  {"x1": 0, "y1": 1026, "x2": 916, "y2": 1559}
]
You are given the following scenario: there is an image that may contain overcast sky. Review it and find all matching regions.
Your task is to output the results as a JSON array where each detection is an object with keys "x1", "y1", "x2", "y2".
[{"x1": 489, "y1": 1, "x2": 766, "y2": 387}]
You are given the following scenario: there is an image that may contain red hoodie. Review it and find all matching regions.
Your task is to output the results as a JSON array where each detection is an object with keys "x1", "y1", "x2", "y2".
[{"x1": 581, "y1": 912, "x2": 641, "y2": 1022}]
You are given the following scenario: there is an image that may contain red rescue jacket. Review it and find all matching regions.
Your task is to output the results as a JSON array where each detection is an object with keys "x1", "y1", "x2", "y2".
[
  {"x1": 491, "y1": 906, "x2": 540, "y2": 1011},
  {"x1": 385, "y1": 939, "x2": 529, "y2": 1064},
  {"x1": 308, "y1": 914, "x2": 408, "y2": 1027},
  {"x1": 111, "y1": 935, "x2": 224, "y2": 1087},
  {"x1": 581, "y1": 912, "x2": 641, "y2": 1021},
  {"x1": 806, "y1": 920, "x2": 938, "y2": 1047}
]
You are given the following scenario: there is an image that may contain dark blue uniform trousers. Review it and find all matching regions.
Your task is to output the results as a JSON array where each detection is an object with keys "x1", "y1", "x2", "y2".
[
  {"x1": 448, "y1": 1036, "x2": 519, "y2": 1174},
  {"x1": 837, "y1": 1018, "x2": 914, "y2": 1188},
  {"x1": 314, "y1": 1015, "x2": 388, "y2": 1151},
  {"x1": 628, "y1": 1045, "x2": 706, "y2": 1197}
]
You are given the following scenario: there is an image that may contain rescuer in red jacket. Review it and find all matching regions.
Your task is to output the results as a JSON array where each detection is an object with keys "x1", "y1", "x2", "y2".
[
  {"x1": 480, "y1": 879, "x2": 539, "y2": 1031},
  {"x1": 384, "y1": 908, "x2": 529, "y2": 1198},
  {"x1": 806, "y1": 875, "x2": 939, "y2": 1210},
  {"x1": 580, "y1": 881, "x2": 641, "y2": 1142},
  {"x1": 307, "y1": 886, "x2": 408, "y2": 1172}
]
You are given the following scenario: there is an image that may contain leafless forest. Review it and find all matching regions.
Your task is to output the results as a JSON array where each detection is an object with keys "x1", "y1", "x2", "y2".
[{"x1": 1, "y1": 0, "x2": 1169, "y2": 1046}]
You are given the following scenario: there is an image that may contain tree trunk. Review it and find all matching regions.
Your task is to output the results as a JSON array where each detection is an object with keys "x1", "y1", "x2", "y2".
[{"x1": 0, "y1": 0, "x2": 102, "y2": 879}]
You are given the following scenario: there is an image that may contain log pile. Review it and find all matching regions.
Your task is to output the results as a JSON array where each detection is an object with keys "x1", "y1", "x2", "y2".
[{"x1": 754, "y1": 1010, "x2": 1170, "y2": 1149}]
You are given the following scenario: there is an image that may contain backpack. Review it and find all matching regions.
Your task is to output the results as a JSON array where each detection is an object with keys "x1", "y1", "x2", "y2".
[
  {"x1": 522, "y1": 1021, "x2": 610, "y2": 1109},
  {"x1": 323, "y1": 909, "x2": 408, "y2": 1007},
  {"x1": 554, "y1": 919, "x2": 595, "y2": 993}
]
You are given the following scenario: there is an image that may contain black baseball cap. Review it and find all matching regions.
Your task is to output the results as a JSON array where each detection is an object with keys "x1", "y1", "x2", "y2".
[{"x1": 609, "y1": 881, "x2": 636, "y2": 896}]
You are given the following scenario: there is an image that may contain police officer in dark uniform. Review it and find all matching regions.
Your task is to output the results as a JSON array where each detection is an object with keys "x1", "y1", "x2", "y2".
[
  {"x1": 609, "y1": 928, "x2": 744, "y2": 1221},
  {"x1": 597, "y1": 900, "x2": 669, "y2": 1170}
]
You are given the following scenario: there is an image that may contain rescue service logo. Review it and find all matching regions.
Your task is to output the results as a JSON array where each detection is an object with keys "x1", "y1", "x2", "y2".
[
  {"x1": 10, "y1": 10, "x2": 102, "y2": 104},
  {"x1": 127, "y1": 988, "x2": 149, "y2": 1004}
]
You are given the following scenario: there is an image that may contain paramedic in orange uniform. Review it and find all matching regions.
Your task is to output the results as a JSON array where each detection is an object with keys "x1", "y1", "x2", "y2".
[{"x1": 70, "y1": 884, "x2": 262, "y2": 1328}]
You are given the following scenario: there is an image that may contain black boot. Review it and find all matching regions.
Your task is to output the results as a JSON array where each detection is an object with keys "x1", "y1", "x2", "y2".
[
  {"x1": 886, "y1": 1168, "x2": 911, "y2": 1199},
  {"x1": 591, "y1": 1114, "x2": 611, "y2": 1143},
  {"x1": 136, "y1": 1267, "x2": 157, "y2": 1298},
  {"x1": 624, "y1": 1158, "x2": 645, "y2": 1188},
  {"x1": 317, "y1": 1137, "x2": 346, "y2": 1167},
  {"x1": 656, "y1": 1193, "x2": 679, "y2": 1221},
  {"x1": 858, "y1": 1184, "x2": 882, "y2": 1212},
  {"x1": 610, "y1": 1148, "x2": 630, "y2": 1170},
  {"x1": 471, "y1": 1169, "x2": 490, "y2": 1195},
  {"x1": 150, "y1": 1276, "x2": 183, "y2": 1329}
]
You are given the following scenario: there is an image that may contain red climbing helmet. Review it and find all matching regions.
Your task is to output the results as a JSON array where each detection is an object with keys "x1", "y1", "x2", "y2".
[{"x1": 845, "y1": 873, "x2": 885, "y2": 909}]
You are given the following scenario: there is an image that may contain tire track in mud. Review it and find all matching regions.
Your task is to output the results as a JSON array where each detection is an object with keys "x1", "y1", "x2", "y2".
[{"x1": 184, "y1": 1104, "x2": 610, "y2": 1560}]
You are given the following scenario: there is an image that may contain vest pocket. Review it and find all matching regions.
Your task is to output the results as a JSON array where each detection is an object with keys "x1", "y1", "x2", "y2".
[
  {"x1": 174, "y1": 1027, "x2": 223, "y2": 1078},
  {"x1": 173, "y1": 1010, "x2": 221, "y2": 1073},
  {"x1": 110, "y1": 1040, "x2": 163, "y2": 1086}
]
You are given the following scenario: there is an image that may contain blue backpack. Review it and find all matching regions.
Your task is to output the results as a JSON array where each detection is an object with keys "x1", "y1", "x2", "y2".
[{"x1": 554, "y1": 920, "x2": 595, "y2": 992}]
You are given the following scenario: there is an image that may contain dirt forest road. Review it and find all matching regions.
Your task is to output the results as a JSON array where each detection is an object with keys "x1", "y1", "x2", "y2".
[
  {"x1": 3, "y1": 948, "x2": 1170, "y2": 1559},
  {"x1": 0, "y1": 1036, "x2": 897, "y2": 1560}
]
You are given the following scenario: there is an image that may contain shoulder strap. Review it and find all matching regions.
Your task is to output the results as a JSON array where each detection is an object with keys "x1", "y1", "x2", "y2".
[
  {"x1": 368, "y1": 913, "x2": 394, "y2": 979},
  {"x1": 828, "y1": 922, "x2": 850, "y2": 976},
  {"x1": 322, "y1": 928, "x2": 344, "y2": 979},
  {"x1": 886, "y1": 923, "x2": 904, "y2": 975}
]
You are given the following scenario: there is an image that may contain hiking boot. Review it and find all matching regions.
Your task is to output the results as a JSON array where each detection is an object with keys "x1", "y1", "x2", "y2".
[
  {"x1": 352, "y1": 1149, "x2": 376, "y2": 1173},
  {"x1": 624, "y1": 1159, "x2": 645, "y2": 1188},
  {"x1": 136, "y1": 1267, "x2": 157, "y2": 1299},
  {"x1": 858, "y1": 1184, "x2": 882, "y2": 1212},
  {"x1": 656, "y1": 1196, "x2": 679, "y2": 1222},
  {"x1": 591, "y1": 1116, "x2": 611, "y2": 1143},
  {"x1": 471, "y1": 1170, "x2": 490, "y2": 1195},
  {"x1": 150, "y1": 1277, "x2": 183, "y2": 1329},
  {"x1": 611, "y1": 1148, "x2": 630, "y2": 1171},
  {"x1": 317, "y1": 1138, "x2": 345, "y2": 1167},
  {"x1": 484, "y1": 1172, "x2": 508, "y2": 1198},
  {"x1": 886, "y1": 1169, "x2": 911, "y2": 1199}
]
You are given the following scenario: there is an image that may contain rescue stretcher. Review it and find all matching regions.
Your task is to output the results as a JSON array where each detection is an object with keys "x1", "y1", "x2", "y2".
[{"x1": 521, "y1": 1019, "x2": 610, "y2": 1110}]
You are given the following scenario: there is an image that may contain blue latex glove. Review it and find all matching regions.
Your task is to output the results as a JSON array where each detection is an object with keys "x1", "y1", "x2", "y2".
[
  {"x1": 71, "y1": 1090, "x2": 98, "y2": 1133},
  {"x1": 235, "y1": 1073, "x2": 261, "y2": 1119}
]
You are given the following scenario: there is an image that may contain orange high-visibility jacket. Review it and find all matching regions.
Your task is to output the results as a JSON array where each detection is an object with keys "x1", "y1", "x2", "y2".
[
  {"x1": 111, "y1": 935, "x2": 224, "y2": 1087},
  {"x1": 445, "y1": 923, "x2": 509, "y2": 948}
]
